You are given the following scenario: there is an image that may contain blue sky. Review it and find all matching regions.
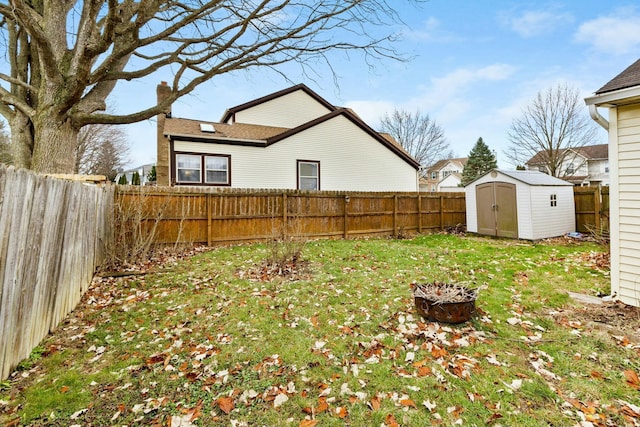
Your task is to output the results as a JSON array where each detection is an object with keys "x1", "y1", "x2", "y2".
[{"x1": 119, "y1": 0, "x2": 640, "y2": 169}]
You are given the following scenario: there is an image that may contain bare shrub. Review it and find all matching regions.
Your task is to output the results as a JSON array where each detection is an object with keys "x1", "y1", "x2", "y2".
[{"x1": 99, "y1": 186, "x2": 170, "y2": 272}]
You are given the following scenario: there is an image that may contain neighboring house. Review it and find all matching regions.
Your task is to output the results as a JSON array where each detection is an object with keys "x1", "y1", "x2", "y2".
[
  {"x1": 114, "y1": 163, "x2": 155, "y2": 185},
  {"x1": 421, "y1": 158, "x2": 468, "y2": 192},
  {"x1": 155, "y1": 83, "x2": 420, "y2": 191},
  {"x1": 585, "y1": 58, "x2": 640, "y2": 307},
  {"x1": 524, "y1": 144, "x2": 609, "y2": 186}
]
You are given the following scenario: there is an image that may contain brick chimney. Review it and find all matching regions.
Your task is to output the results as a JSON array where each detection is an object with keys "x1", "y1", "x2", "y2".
[{"x1": 156, "y1": 81, "x2": 172, "y2": 186}]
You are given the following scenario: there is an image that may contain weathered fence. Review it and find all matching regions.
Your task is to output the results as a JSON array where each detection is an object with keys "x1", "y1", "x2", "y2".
[
  {"x1": 574, "y1": 186, "x2": 610, "y2": 234},
  {"x1": 0, "y1": 165, "x2": 114, "y2": 380},
  {"x1": 115, "y1": 187, "x2": 467, "y2": 245}
]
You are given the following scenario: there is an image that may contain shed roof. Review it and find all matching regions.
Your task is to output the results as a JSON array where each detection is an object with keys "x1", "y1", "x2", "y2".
[{"x1": 467, "y1": 169, "x2": 574, "y2": 187}]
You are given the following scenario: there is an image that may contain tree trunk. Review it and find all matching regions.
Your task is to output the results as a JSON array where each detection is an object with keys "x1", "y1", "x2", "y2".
[
  {"x1": 9, "y1": 112, "x2": 34, "y2": 169},
  {"x1": 30, "y1": 115, "x2": 79, "y2": 174}
]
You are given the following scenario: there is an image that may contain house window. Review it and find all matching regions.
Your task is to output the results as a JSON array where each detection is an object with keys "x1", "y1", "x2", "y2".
[
  {"x1": 175, "y1": 153, "x2": 230, "y2": 185},
  {"x1": 298, "y1": 160, "x2": 319, "y2": 190},
  {"x1": 205, "y1": 155, "x2": 229, "y2": 184},
  {"x1": 431, "y1": 185, "x2": 436, "y2": 192},
  {"x1": 176, "y1": 154, "x2": 201, "y2": 183},
  {"x1": 430, "y1": 171, "x2": 438, "y2": 180},
  {"x1": 443, "y1": 170, "x2": 452, "y2": 178},
  {"x1": 566, "y1": 163, "x2": 575, "y2": 175},
  {"x1": 538, "y1": 166, "x2": 546, "y2": 173},
  {"x1": 550, "y1": 194, "x2": 557, "y2": 207}
]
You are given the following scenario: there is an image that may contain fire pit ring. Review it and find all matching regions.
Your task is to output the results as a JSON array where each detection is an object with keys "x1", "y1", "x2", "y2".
[{"x1": 413, "y1": 282, "x2": 478, "y2": 324}]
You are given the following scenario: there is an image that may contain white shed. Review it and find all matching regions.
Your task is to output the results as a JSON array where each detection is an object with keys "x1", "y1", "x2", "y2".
[{"x1": 465, "y1": 169, "x2": 575, "y2": 240}]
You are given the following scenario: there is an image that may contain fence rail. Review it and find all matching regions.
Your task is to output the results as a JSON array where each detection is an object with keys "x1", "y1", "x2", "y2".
[
  {"x1": 115, "y1": 188, "x2": 467, "y2": 246},
  {"x1": 0, "y1": 165, "x2": 113, "y2": 380}
]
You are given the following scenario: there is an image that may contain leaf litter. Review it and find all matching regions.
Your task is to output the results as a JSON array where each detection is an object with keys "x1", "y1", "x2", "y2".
[{"x1": 1, "y1": 236, "x2": 639, "y2": 426}]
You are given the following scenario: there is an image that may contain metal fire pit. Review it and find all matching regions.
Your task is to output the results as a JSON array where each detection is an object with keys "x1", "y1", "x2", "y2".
[{"x1": 413, "y1": 283, "x2": 478, "y2": 324}]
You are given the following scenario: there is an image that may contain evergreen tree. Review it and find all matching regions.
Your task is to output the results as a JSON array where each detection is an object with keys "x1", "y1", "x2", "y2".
[
  {"x1": 117, "y1": 174, "x2": 128, "y2": 185},
  {"x1": 147, "y1": 165, "x2": 157, "y2": 182},
  {"x1": 131, "y1": 171, "x2": 141, "y2": 186},
  {"x1": 461, "y1": 137, "x2": 497, "y2": 186}
]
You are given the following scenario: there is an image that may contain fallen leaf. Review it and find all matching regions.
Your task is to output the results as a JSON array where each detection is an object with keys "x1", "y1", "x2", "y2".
[
  {"x1": 368, "y1": 396, "x2": 381, "y2": 411},
  {"x1": 385, "y1": 413, "x2": 400, "y2": 427},
  {"x1": 400, "y1": 398, "x2": 417, "y2": 409},
  {"x1": 274, "y1": 393, "x2": 289, "y2": 408},
  {"x1": 335, "y1": 406, "x2": 348, "y2": 418},
  {"x1": 624, "y1": 369, "x2": 640, "y2": 389},
  {"x1": 299, "y1": 420, "x2": 318, "y2": 427},
  {"x1": 217, "y1": 396, "x2": 235, "y2": 414}
]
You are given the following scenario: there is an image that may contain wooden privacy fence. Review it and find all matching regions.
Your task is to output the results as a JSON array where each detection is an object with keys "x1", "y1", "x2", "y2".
[
  {"x1": 574, "y1": 186, "x2": 610, "y2": 234},
  {"x1": 115, "y1": 187, "x2": 467, "y2": 245},
  {"x1": 0, "y1": 165, "x2": 114, "y2": 380}
]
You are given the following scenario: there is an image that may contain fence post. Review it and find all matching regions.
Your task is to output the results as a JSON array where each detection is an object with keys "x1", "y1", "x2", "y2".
[
  {"x1": 594, "y1": 187, "x2": 601, "y2": 232},
  {"x1": 393, "y1": 195, "x2": 398, "y2": 236},
  {"x1": 207, "y1": 193, "x2": 212, "y2": 246},
  {"x1": 343, "y1": 195, "x2": 350, "y2": 239},
  {"x1": 417, "y1": 194, "x2": 422, "y2": 233},
  {"x1": 439, "y1": 195, "x2": 444, "y2": 230},
  {"x1": 282, "y1": 193, "x2": 288, "y2": 237}
]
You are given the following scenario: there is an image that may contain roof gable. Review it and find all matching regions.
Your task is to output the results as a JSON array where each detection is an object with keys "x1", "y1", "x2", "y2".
[
  {"x1": 266, "y1": 108, "x2": 420, "y2": 169},
  {"x1": 221, "y1": 84, "x2": 336, "y2": 123},
  {"x1": 428, "y1": 157, "x2": 468, "y2": 172}
]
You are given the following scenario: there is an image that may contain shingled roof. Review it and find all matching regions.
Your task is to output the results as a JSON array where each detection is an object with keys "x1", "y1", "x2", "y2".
[
  {"x1": 164, "y1": 118, "x2": 289, "y2": 142},
  {"x1": 596, "y1": 58, "x2": 640, "y2": 94},
  {"x1": 526, "y1": 144, "x2": 608, "y2": 165}
]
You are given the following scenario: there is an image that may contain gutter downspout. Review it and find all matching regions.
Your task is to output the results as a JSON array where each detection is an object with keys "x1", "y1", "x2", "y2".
[{"x1": 588, "y1": 104, "x2": 609, "y2": 131}]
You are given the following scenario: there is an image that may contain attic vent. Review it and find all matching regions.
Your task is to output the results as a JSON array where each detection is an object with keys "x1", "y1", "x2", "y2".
[{"x1": 200, "y1": 123, "x2": 215, "y2": 133}]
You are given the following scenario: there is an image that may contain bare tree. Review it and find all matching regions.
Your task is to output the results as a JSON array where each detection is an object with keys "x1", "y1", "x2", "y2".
[
  {"x1": 379, "y1": 109, "x2": 449, "y2": 172},
  {"x1": 504, "y1": 84, "x2": 600, "y2": 177},
  {"x1": 0, "y1": 1, "x2": 418, "y2": 174},
  {"x1": 76, "y1": 124, "x2": 130, "y2": 180}
]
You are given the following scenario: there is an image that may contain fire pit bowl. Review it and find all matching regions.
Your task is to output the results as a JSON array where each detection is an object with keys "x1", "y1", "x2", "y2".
[{"x1": 413, "y1": 282, "x2": 478, "y2": 324}]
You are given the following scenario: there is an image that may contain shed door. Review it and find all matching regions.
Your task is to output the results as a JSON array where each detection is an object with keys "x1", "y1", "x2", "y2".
[{"x1": 475, "y1": 182, "x2": 518, "y2": 238}]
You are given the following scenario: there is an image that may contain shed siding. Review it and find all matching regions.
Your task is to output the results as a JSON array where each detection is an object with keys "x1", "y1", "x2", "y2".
[
  {"x1": 528, "y1": 187, "x2": 575, "y2": 240},
  {"x1": 175, "y1": 114, "x2": 417, "y2": 191},
  {"x1": 232, "y1": 90, "x2": 333, "y2": 128},
  {"x1": 616, "y1": 104, "x2": 640, "y2": 305}
]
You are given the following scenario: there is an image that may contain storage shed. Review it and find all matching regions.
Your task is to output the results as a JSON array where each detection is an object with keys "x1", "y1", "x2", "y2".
[{"x1": 465, "y1": 169, "x2": 575, "y2": 240}]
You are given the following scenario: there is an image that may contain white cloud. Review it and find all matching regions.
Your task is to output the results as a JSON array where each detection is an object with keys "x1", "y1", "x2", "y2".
[
  {"x1": 403, "y1": 17, "x2": 460, "y2": 43},
  {"x1": 502, "y1": 9, "x2": 573, "y2": 38},
  {"x1": 574, "y1": 8, "x2": 640, "y2": 55}
]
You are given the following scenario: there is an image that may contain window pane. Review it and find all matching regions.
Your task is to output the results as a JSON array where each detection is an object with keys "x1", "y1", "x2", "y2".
[
  {"x1": 299, "y1": 162, "x2": 317, "y2": 177},
  {"x1": 177, "y1": 155, "x2": 200, "y2": 169},
  {"x1": 300, "y1": 177, "x2": 318, "y2": 190},
  {"x1": 206, "y1": 156, "x2": 228, "y2": 171},
  {"x1": 206, "y1": 170, "x2": 228, "y2": 184},
  {"x1": 178, "y1": 168, "x2": 200, "y2": 182}
]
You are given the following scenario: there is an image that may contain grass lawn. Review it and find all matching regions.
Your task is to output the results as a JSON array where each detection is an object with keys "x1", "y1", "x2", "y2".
[{"x1": 2, "y1": 233, "x2": 640, "y2": 426}]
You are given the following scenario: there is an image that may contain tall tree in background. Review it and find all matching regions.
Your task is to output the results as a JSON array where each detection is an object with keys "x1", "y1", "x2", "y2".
[
  {"x1": 0, "y1": 0, "x2": 418, "y2": 174},
  {"x1": 461, "y1": 137, "x2": 497, "y2": 186},
  {"x1": 76, "y1": 124, "x2": 130, "y2": 181},
  {"x1": 503, "y1": 84, "x2": 599, "y2": 176},
  {"x1": 379, "y1": 109, "x2": 449, "y2": 173}
]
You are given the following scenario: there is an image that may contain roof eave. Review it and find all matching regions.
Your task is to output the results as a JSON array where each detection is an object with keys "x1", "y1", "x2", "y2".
[{"x1": 585, "y1": 85, "x2": 640, "y2": 107}]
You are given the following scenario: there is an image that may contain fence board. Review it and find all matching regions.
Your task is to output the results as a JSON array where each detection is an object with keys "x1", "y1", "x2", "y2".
[
  {"x1": 115, "y1": 188, "x2": 468, "y2": 246},
  {"x1": 0, "y1": 165, "x2": 113, "y2": 380},
  {"x1": 574, "y1": 186, "x2": 610, "y2": 234}
]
